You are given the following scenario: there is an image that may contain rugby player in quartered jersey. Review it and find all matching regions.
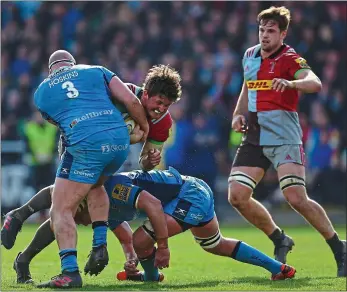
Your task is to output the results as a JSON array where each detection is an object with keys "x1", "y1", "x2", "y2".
[
  {"x1": 228, "y1": 7, "x2": 346, "y2": 277},
  {"x1": 120, "y1": 64, "x2": 182, "y2": 171}
]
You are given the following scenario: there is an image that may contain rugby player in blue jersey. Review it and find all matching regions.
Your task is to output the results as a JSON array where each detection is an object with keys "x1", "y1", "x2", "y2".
[{"x1": 32, "y1": 50, "x2": 149, "y2": 288}]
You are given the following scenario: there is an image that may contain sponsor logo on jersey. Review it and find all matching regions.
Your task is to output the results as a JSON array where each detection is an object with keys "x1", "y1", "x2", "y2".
[
  {"x1": 269, "y1": 62, "x2": 276, "y2": 73},
  {"x1": 101, "y1": 143, "x2": 129, "y2": 154},
  {"x1": 246, "y1": 80, "x2": 272, "y2": 90},
  {"x1": 295, "y1": 57, "x2": 310, "y2": 69},
  {"x1": 69, "y1": 110, "x2": 114, "y2": 128},
  {"x1": 112, "y1": 184, "x2": 131, "y2": 202}
]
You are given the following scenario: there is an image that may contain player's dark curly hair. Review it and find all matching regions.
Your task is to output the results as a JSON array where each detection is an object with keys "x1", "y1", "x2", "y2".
[
  {"x1": 257, "y1": 6, "x2": 291, "y2": 32},
  {"x1": 143, "y1": 64, "x2": 182, "y2": 102}
]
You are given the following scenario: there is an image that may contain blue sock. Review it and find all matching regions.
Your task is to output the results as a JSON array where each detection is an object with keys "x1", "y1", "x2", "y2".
[
  {"x1": 231, "y1": 241, "x2": 282, "y2": 274},
  {"x1": 59, "y1": 249, "x2": 78, "y2": 273},
  {"x1": 92, "y1": 221, "x2": 108, "y2": 248},
  {"x1": 139, "y1": 249, "x2": 159, "y2": 281}
]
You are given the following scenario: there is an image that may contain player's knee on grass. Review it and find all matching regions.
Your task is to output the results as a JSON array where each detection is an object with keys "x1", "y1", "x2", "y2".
[{"x1": 228, "y1": 171, "x2": 256, "y2": 207}]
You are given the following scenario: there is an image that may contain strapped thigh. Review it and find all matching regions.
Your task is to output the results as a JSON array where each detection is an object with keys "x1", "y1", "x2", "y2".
[
  {"x1": 228, "y1": 171, "x2": 257, "y2": 191},
  {"x1": 194, "y1": 230, "x2": 221, "y2": 249},
  {"x1": 279, "y1": 174, "x2": 305, "y2": 191}
]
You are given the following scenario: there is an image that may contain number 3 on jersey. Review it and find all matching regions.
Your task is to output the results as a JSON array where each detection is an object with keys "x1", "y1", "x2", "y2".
[{"x1": 62, "y1": 81, "x2": 79, "y2": 98}]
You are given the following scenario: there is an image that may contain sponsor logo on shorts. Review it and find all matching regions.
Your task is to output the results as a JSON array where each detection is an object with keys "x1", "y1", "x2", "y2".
[
  {"x1": 175, "y1": 208, "x2": 187, "y2": 217},
  {"x1": 246, "y1": 80, "x2": 272, "y2": 90},
  {"x1": 74, "y1": 169, "x2": 95, "y2": 178},
  {"x1": 112, "y1": 184, "x2": 131, "y2": 202},
  {"x1": 101, "y1": 144, "x2": 128, "y2": 154},
  {"x1": 60, "y1": 167, "x2": 70, "y2": 175},
  {"x1": 190, "y1": 213, "x2": 204, "y2": 221},
  {"x1": 69, "y1": 110, "x2": 114, "y2": 128}
]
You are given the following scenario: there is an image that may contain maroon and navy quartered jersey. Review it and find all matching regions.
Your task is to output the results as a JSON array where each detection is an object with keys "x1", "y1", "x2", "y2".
[
  {"x1": 242, "y1": 44, "x2": 311, "y2": 146},
  {"x1": 126, "y1": 83, "x2": 173, "y2": 145}
]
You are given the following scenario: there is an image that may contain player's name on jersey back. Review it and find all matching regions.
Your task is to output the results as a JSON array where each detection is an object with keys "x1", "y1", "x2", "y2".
[{"x1": 48, "y1": 70, "x2": 79, "y2": 88}]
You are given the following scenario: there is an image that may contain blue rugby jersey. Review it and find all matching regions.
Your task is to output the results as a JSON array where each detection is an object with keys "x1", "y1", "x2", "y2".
[{"x1": 34, "y1": 65, "x2": 127, "y2": 146}]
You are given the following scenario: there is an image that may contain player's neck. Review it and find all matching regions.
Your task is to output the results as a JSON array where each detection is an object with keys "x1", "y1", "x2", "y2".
[{"x1": 260, "y1": 43, "x2": 284, "y2": 59}]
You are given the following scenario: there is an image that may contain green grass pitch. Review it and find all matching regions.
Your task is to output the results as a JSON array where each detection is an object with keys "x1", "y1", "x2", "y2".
[{"x1": 1, "y1": 224, "x2": 346, "y2": 291}]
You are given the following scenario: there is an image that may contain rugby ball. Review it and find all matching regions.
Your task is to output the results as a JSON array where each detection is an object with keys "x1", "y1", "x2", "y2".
[{"x1": 122, "y1": 113, "x2": 137, "y2": 134}]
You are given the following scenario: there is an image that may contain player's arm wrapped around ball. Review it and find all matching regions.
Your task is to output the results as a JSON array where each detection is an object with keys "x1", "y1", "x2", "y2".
[{"x1": 123, "y1": 114, "x2": 144, "y2": 144}]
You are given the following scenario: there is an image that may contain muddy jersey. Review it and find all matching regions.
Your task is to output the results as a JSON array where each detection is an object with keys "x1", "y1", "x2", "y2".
[
  {"x1": 119, "y1": 83, "x2": 173, "y2": 144},
  {"x1": 242, "y1": 44, "x2": 311, "y2": 146}
]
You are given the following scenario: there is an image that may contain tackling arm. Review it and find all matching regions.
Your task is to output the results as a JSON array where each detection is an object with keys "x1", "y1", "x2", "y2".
[
  {"x1": 136, "y1": 190, "x2": 169, "y2": 249},
  {"x1": 108, "y1": 76, "x2": 149, "y2": 140}
]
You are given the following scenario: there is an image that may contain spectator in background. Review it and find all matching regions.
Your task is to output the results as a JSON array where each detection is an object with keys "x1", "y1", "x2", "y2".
[
  {"x1": 23, "y1": 111, "x2": 57, "y2": 203},
  {"x1": 185, "y1": 112, "x2": 219, "y2": 195},
  {"x1": 162, "y1": 104, "x2": 192, "y2": 172}
]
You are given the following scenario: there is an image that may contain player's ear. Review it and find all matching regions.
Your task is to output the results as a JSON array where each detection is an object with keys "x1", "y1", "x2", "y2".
[
  {"x1": 142, "y1": 90, "x2": 149, "y2": 102},
  {"x1": 280, "y1": 30, "x2": 287, "y2": 41}
]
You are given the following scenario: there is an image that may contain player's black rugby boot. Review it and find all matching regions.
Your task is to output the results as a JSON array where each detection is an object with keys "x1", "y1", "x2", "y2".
[
  {"x1": 84, "y1": 244, "x2": 109, "y2": 276},
  {"x1": 274, "y1": 231, "x2": 295, "y2": 264},
  {"x1": 336, "y1": 240, "x2": 346, "y2": 277},
  {"x1": 13, "y1": 252, "x2": 34, "y2": 284},
  {"x1": 1, "y1": 210, "x2": 23, "y2": 249},
  {"x1": 36, "y1": 271, "x2": 82, "y2": 288}
]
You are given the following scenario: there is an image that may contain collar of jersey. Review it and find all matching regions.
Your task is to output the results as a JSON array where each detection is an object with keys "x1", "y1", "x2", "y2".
[
  {"x1": 49, "y1": 66, "x2": 73, "y2": 78},
  {"x1": 256, "y1": 43, "x2": 287, "y2": 59}
]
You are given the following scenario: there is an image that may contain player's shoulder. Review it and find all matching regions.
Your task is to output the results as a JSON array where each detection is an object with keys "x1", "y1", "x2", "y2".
[
  {"x1": 34, "y1": 78, "x2": 49, "y2": 101},
  {"x1": 243, "y1": 44, "x2": 261, "y2": 59},
  {"x1": 150, "y1": 111, "x2": 173, "y2": 129},
  {"x1": 74, "y1": 64, "x2": 108, "y2": 73},
  {"x1": 278, "y1": 45, "x2": 301, "y2": 60},
  {"x1": 125, "y1": 83, "x2": 143, "y2": 98}
]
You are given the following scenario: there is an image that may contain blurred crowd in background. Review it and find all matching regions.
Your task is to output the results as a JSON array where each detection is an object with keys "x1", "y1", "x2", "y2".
[{"x1": 1, "y1": 1, "x2": 346, "y2": 217}]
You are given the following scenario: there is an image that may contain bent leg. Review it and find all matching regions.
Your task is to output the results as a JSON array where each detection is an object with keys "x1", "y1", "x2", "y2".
[
  {"x1": 229, "y1": 166, "x2": 279, "y2": 236},
  {"x1": 17, "y1": 185, "x2": 54, "y2": 222},
  {"x1": 278, "y1": 163, "x2": 336, "y2": 239},
  {"x1": 1, "y1": 185, "x2": 53, "y2": 250},
  {"x1": 278, "y1": 162, "x2": 345, "y2": 273},
  {"x1": 191, "y1": 216, "x2": 289, "y2": 276},
  {"x1": 18, "y1": 219, "x2": 55, "y2": 263}
]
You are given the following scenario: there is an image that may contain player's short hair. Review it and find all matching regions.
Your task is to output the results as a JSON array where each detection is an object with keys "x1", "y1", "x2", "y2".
[
  {"x1": 257, "y1": 6, "x2": 291, "y2": 32},
  {"x1": 143, "y1": 64, "x2": 182, "y2": 102}
]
